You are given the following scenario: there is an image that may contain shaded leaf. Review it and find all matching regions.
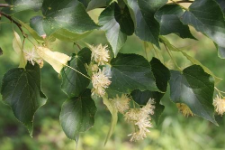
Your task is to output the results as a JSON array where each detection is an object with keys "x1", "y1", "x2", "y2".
[
  {"x1": 124, "y1": 0, "x2": 167, "y2": 46},
  {"x1": 216, "y1": 0, "x2": 225, "y2": 14},
  {"x1": 155, "y1": 4, "x2": 195, "y2": 39},
  {"x1": 61, "y1": 50, "x2": 90, "y2": 97},
  {"x1": 132, "y1": 57, "x2": 170, "y2": 123},
  {"x1": 1, "y1": 63, "x2": 47, "y2": 135},
  {"x1": 170, "y1": 65, "x2": 217, "y2": 124},
  {"x1": 60, "y1": 90, "x2": 96, "y2": 140}
]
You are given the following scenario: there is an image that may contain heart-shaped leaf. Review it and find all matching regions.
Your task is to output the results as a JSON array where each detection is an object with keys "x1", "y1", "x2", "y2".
[
  {"x1": 169, "y1": 65, "x2": 217, "y2": 124},
  {"x1": 107, "y1": 54, "x2": 158, "y2": 97},
  {"x1": 61, "y1": 48, "x2": 91, "y2": 97},
  {"x1": 60, "y1": 89, "x2": 96, "y2": 140},
  {"x1": 1, "y1": 63, "x2": 47, "y2": 135}
]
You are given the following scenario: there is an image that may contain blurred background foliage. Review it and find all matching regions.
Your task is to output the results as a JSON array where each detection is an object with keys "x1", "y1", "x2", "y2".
[{"x1": 0, "y1": 7, "x2": 225, "y2": 150}]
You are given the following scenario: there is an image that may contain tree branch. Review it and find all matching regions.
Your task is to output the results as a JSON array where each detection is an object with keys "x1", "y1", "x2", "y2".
[
  {"x1": 0, "y1": 3, "x2": 10, "y2": 7},
  {"x1": 0, "y1": 12, "x2": 27, "y2": 38}
]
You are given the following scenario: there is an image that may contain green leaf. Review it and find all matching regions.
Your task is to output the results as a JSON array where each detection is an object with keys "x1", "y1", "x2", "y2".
[
  {"x1": 60, "y1": 89, "x2": 96, "y2": 140},
  {"x1": 131, "y1": 57, "x2": 170, "y2": 123},
  {"x1": 86, "y1": 0, "x2": 112, "y2": 11},
  {"x1": 42, "y1": 0, "x2": 99, "y2": 35},
  {"x1": 78, "y1": 0, "x2": 91, "y2": 7},
  {"x1": 124, "y1": 0, "x2": 167, "y2": 46},
  {"x1": 169, "y1": 65, "x2": 217, "y2": 124},
  {"x1": 107, "y1": 54, "x2": 158, "y2": 97},
  {"x1": 52, "y1": 29, "x2": 91, "y2": 42},
  {"x1": 114, "y1": 2, "x2": 134, "y2": 36},
  {"x1": 181, "y1": 0, "x2": 225, "y2": 52},
  {"x1": 1, "y1": 63, "x2": 47, "y2": 135},
  {"x1": 4, "y1": 0, "x2": 43, "y2": 13},
  {"x1": 102, "y1": 96, "x2": 118, "y2": 145},
  {"x1": 216, "y1": 0, "x2": 225, "y2": 14},
  {"x1": 99, "y1": 2, "x2": 127, "y2": 57},
  {"x1": 155, "y1": 4, "x2": 195, "y2": 39},
  {"x1": 30, "y1": 16, "x2": 46, "y2": 37},
  {"x1": 61, "y1": 49, "x2": 91, "y2": 98}
]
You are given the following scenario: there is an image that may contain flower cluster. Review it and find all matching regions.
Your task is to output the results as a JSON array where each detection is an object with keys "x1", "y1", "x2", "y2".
[
  {"x1": 213, "y1": 95, "x2": 225, "y2": 115},
  {"x1": 124, "y1": 99, "x2": 155, "y2": 142},
  {"x1": 176, "y1": 103, "x2": 194, "y2": 117},
  {"x1": 110, "y1": 94, "x2": 130, "y2": 113},
  {"x1": 90, "y1": 44, "x2": 110, "y2": 66},
  {"x1": 24, "y1": 48, "x2": 43, "y2": 67},
  {"x1": 89, "y1": 44, "x2": 111, "y2": 97},
  {"x1": 91, "y1": 69, "x2": 111, "y2": 97}
]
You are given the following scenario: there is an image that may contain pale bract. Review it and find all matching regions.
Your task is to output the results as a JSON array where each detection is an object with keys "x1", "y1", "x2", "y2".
[{"x1": 36, "y1": 46, "x2": 71, "y2": 73}]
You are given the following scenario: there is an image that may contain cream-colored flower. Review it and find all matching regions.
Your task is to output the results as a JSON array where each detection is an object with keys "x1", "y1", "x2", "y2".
[
  {"x1": 111, "y1": 94, "x2": 130, "y2": 113},
  {"x1": 141, "y1": 98, "x2": 155, "y2": 116},
  {"x1": 24, "y1": 48, "x2": 43, "y2": 67},
  {"x1": 125, "y1": 98, "x2": 155, "y2": 142},
  {"x1": 91, "y1": 69, "x2": 111, "y2": 97},
  {"x1": 124, "y1": 108, "x2": 140, "y2": 122},
  {"x1": 90, "y1": 44, "x2": 110, "y2": 66},
  {"x1": 213, "y1": 95, "x2": 225, "y2": 115},
  {"x1": 176, "y1": 103, "x2": 194, "y2": 117}
]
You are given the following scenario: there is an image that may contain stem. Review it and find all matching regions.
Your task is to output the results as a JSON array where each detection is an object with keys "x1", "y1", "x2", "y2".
[
  {"x1": 0, "y1": 3, "x2": 10, "y2": 7},
  {"x1": 74, "y1": 43, "x2": 81, "y2": 51},
  {"x1": 0, "y1": 12, "x2": 27, "y2": 38},
  {"x1": 163, "y1": 43, "x2": 182, "y2": 72}
]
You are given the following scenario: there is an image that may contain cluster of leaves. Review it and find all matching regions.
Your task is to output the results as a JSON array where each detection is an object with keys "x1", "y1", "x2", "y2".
[{"x1": 1, "y1": 0, "x2": 225, "y2": 143}]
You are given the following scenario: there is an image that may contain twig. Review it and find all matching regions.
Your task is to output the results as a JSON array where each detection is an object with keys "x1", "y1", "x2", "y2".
[
  {"x1": 74, "y1": 43, "x2": 81, "y2": 50},
  {"x1": 0, "y1": 12, "x2": 27, "y2": 38},
  {"x1": 170, "y1": 1, "x2": 194, "y2": 3},
  {"x1": 0, "y1": 3, "x2": 10, "y2": 7}
]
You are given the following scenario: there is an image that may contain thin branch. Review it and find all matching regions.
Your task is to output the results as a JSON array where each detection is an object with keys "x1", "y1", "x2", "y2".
[
  {"x1": 74, "y1": 43, "x2": 81, "y2": 50},
  {"x1": 0, "y1": 12, "x2": 27, "y2": 38},
  {"x1": 173, "y1": 1, "x2": 194, "y2": 3},
  {"x1": 0, "y1": 3, "x2": 10, "y2": 7}
]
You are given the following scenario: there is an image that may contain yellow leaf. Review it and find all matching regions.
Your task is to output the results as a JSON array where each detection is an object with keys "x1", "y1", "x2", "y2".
[
  {"x1": 13, "y1": 31, "x2": 27, "y2": 68},
  {"x1": 36, "y1": 47, "x2": 71, "y2": 73}
]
